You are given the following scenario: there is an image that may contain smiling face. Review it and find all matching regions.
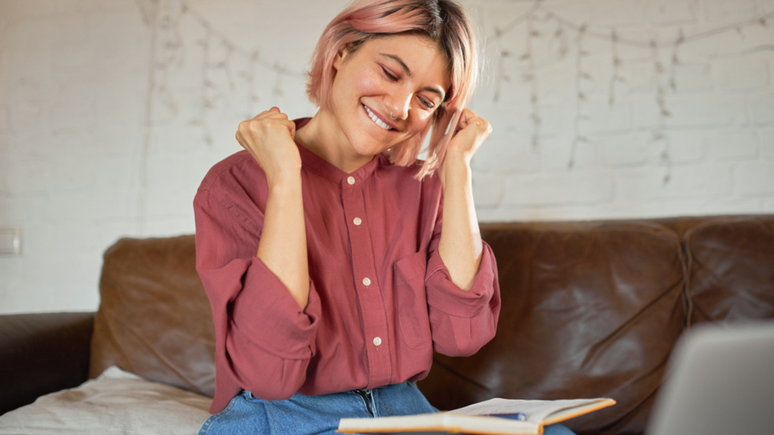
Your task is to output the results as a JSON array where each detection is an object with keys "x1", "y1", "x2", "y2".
[{"x1": 327, "y1": 33, "x2": 451, "y2": 164}]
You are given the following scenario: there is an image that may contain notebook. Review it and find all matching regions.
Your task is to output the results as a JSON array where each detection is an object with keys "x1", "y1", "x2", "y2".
[{"x1": 645, "y1": 321, "x2": 774, "y2": 435}]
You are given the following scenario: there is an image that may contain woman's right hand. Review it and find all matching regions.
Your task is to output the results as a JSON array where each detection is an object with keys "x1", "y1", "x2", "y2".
[
  {"x1": 237, "y1": 108, "x2": 310, "y2": 309},
  {"x1": 236, "y1": 107, "x2": 300, "y2": 186}
]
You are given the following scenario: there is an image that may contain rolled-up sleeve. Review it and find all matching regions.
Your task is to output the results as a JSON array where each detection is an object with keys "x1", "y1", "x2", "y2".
[
  {"x1": 425, "y1": 242, "x2": 501, "y2": 357},
  {"x1": 194, "y1": 187, "x2": 321, "y2": 403},
  {"x1": 417, "y1": 190, "x2": 501, "y2": 357}
]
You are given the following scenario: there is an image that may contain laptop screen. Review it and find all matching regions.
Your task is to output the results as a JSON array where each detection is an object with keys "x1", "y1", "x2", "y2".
[{"x1": 646, "y1": 322, "x2": 774, "y2": 435}]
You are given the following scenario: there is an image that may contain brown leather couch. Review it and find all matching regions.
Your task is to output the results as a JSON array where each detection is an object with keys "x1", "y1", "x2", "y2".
[{"x1": 2, "y1": 215, "x2": 773, "y2": 434}]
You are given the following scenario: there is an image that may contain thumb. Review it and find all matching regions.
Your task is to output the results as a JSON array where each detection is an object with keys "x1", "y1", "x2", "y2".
[{"x1": 287, "y1": 119, "x2": 297, "y2": 139}]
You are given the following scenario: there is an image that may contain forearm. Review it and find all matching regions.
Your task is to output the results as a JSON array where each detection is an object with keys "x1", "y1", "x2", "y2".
[
  {"x1": 437, "y1": 156, "x2": 483, "y2": 291},
  {"x1": 257, "y1": 174, "x2": 310, "y2": 309}
]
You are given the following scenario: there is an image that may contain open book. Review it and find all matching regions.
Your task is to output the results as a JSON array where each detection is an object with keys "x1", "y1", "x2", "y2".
[{"x1": 338, "y1": 397, "x2": 615, "y2": 434}]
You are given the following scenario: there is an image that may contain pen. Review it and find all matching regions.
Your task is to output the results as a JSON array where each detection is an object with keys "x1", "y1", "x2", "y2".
[{"x1": 493, "y1": 412, "x2": 528, "y2": 422}]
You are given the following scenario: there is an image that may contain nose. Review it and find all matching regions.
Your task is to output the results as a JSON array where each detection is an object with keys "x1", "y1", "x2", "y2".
[{"x1": 385, "y1": 91, "x2": 411, "y2": 121}]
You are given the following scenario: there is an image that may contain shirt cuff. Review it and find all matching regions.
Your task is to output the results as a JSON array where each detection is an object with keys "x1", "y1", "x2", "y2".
[
  {"x1": 425, "y1": 241, "x2": 497, "y2": 318},
  {"x1": 231, "y1": 256, "x2": 321, "y2": 359}
]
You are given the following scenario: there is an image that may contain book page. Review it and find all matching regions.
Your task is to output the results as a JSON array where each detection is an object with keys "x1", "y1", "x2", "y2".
[
  {"x1": 339, "y1": 398, "x2": 615, "y2": 434},
  {"x1": 448, "y1": 398, "x2": 614, "y2": 424}
]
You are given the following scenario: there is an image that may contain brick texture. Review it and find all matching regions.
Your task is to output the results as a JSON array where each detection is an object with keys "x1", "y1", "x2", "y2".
[{"x1": 1, "y1": 0, "x2": 774, "y2": 314}]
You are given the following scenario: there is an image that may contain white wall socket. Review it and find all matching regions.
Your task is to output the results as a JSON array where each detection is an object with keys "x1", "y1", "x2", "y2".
[{"x1": 0, "y1": 227, "x2": 22, "y2": 255}]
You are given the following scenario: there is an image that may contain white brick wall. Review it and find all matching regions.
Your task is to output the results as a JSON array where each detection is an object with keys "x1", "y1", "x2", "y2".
[{"x1": 1, "y1": 0, "x2": 773, "y2": 314}]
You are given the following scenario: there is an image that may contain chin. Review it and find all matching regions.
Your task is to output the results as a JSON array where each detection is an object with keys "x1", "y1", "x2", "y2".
[
  {"x1": 351, "y1": 123, "x2": 394, "y2": 156},
  {"x1": 352, "y1": 137, "x2": 390, "y2": 158}
]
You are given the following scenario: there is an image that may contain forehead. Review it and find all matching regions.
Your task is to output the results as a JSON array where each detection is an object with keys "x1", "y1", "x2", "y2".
[{"x1": 357, "y1": 34, "x2": 451, "y2": 90}]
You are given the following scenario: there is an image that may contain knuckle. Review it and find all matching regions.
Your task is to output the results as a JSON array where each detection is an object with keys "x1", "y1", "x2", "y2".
[
  {"x1": 240, "y1": 119, "x2": 256, "y2": 130},
  {"x1": 250, "y1": 120, "x2": 263, "y2": 131},
  {"x1": 475, "y1": 118, "x2": 491, "y2": 133}
]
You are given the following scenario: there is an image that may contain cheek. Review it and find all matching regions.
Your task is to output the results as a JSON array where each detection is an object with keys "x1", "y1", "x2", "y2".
[
  {"x1": 349, "y1": 70, "x2": 382, "y2": 99},
  {"x1": 409, "y1": 111, "x2": 434, "y2": 132}
]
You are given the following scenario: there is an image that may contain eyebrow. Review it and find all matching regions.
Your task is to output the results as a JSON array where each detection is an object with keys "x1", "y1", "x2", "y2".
[{"x1": 381, "y1": 53, "x2": 446, "y2": 101}]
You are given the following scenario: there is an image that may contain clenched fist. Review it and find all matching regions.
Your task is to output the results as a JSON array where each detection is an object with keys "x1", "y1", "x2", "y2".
[{"x1": 236, "y1": 107, "x2": 301, "y2": 186}]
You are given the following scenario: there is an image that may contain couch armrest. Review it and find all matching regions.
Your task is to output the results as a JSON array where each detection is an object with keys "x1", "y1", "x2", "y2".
[{"x1": 0, "y1": 312, "x2": 94, "y2": 415}]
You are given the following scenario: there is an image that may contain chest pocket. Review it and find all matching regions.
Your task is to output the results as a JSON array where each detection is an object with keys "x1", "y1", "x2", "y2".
[{"x1": 393, "y1": 251, "x2": 432, "y2": 350}]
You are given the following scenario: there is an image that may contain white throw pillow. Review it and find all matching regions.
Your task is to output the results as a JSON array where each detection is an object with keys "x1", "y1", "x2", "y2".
[{"x1": 0, "y1": 366, "x2": 212, "y2": 435}]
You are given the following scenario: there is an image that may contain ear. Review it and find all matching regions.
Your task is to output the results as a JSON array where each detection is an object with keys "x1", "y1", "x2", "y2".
[{"x1": 332, "y1": 46, "x2": 348, "y2": 71}]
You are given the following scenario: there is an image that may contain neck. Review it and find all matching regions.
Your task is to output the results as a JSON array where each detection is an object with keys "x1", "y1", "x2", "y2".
[{"x1": 295, "y1": 109, "x2": 375, "y2": 174}]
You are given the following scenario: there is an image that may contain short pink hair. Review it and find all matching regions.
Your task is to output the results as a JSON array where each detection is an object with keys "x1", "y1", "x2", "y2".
[{"x1": 306, "y1": 0, "x2": 480, "y2": 179}]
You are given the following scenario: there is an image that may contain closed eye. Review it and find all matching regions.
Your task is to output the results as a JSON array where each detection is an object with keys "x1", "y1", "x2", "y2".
[
  {"x1": 418, "y1": 97, "x2": 435, "y2": 109},
  {"x1": 381, "y1": 66, "x2": 398, "y2": 81}
]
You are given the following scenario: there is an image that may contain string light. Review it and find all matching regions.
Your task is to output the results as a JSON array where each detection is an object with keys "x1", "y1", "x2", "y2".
[
  {"x1": 139, "y1": 0, "x2": 306, "y2": 147},
  {"x1": 649, "y1": 38, "x2": 671, "y2": 184},
  {"x1": 138, "y1": 0, "x2": 774, "y2": 180},
  {"x1": 568, "y1": 23, "x2": 588, "y2": 169},
  {"x1": 525, "y1": 15, "x2": 540, "y2": 150},
  {"x1": 608, "y1": 28, "x2": 620, "y2": 107},
  {"x1": 487, "y1": 0, "x2": 774, "y2": 178}
]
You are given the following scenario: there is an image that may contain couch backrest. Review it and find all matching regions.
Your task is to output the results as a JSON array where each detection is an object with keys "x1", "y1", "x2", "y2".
[
  {"x1": 88, "y1": 216, "x2": 774, "y2": 435},
  {"x1": 684, "y1": 216, "x2": 774, "y2": 325},
  {"x1": 418, "y1": 215, "x2": 774, "y2": 435},
  {"x1": 419, "y1": 220, "x2": 688, "y2": 434},
  {"x1": 89, "y1": 235, "x2": 216, "y2": 397}
]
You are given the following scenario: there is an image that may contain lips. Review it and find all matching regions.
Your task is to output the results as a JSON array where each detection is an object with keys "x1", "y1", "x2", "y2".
[{"x1": 362, "y1": 104, "x2": 396, "y2": 131}]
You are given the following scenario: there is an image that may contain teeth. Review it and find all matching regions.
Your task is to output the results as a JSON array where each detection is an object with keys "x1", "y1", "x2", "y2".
[{"x1": 364, "y1": 105, "x2": 391, "y2": 130}]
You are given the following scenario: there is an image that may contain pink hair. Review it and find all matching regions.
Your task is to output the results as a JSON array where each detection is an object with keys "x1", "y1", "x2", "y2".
[{"x1": 306, "y1": 0, "x2": 480, "y2": 179}]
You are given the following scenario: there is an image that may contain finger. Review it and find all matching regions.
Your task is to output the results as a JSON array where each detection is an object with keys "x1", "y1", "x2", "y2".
[
  {"x1": 455, "y1": 108, "x2": 476, "y2": 132},
  {"x1": 461, "y1": 110, "x2": 491, "y2": 136},
  {"x1": 250, "y1": 109, "x2": 272, "y2": 120},
  {"x1": 250, "y1": 107, "x2": 284, "y2": 119},
  {"x1": 286, "y1": 119, "x2": 296, "y2": 138},
  {"x1": 235, "y1": 129, "x2": 247, "y2": 149},
  {"x1": 261, "y1": 109, "x2": 289, "y2": 121}
]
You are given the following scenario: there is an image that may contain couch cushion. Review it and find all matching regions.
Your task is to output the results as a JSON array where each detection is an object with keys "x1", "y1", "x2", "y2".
[
  {"x1": 89, "y1": 235, "x2": 216, "y2": 397},
  {"x1": 418, "y1": 221, "x2": 687, "y2": 435},
  {"x1": 0, "y1": 366, "x2": 211, "y2": 434},
  {"x1": 685, "y1": 216, "x2": 774, "y2": 324}
]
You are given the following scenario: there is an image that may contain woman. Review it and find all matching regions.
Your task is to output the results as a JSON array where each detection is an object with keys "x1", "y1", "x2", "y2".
[{"x1": 194, "y1": 0, "x2": 573, "y2": 434}]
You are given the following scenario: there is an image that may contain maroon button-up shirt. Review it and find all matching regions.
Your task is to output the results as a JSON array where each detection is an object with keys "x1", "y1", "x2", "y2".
[{"x1": 194, "y1": 119, "x2": 501, "y2": 414}]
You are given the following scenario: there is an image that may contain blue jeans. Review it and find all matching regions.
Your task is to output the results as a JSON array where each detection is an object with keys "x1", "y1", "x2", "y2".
[{"x1": 199, "y1": 381, "x2": 575, "y2": 435}]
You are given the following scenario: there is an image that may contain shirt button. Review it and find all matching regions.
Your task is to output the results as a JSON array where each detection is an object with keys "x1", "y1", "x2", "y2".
[
  {"x1": 353, "y1": 217, "x2": 362, "y2": 226},
  {"x1": 362, "y1": 277, "x2": 371, "y2": 286},
  {"x1": 373, "y1": 337, "x2": 382, "y2": 346},
  {"x1": 347, "y1": 176, "x2": 356, "y2": 185}
]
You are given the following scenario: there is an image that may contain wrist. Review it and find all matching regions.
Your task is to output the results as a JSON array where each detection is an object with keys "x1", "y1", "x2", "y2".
[
  {"x1": 267, "y1": 170, "x2": 302, "y2": 194},
  {"x1": 445, "y1": 145, "x2": 473, "y2": 161},
  {"x1": 265, "y1": 157, "x2": 302, "y2": 186},
  {"x1": 441, "y1": 155, "x2": 472, "y2": 190}
]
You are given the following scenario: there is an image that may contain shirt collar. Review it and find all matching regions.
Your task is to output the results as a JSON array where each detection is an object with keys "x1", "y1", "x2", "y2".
[{"x1": 294, "y1": 118, "x2": 383, "y2": 187}]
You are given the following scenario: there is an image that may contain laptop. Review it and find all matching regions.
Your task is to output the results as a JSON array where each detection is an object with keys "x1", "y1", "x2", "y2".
[{"x1": 646, "y1": 321, "x2": 774, "y2": 435}]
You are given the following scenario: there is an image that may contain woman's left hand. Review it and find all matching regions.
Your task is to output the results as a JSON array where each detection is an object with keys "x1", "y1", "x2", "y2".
[
  {"x1": 446, "y1": 108, "x2": 491, "y2": 162},
  {"x1": 436, "y1": 108, "x2": 489, "y2": 290},
  {"x1": 440, "y1": 108, "x2": 491, "y2": 187}
]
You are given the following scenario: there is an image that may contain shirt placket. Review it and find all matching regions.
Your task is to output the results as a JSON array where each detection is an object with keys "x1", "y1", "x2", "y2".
[{"x1": 341, "y1": 175, "x2": 392, "y2": 388}]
